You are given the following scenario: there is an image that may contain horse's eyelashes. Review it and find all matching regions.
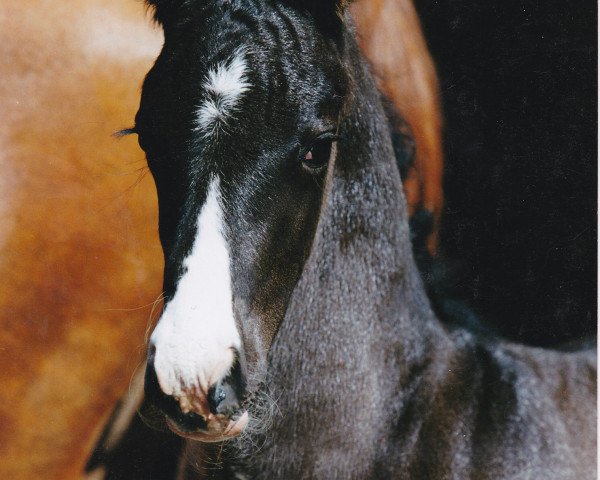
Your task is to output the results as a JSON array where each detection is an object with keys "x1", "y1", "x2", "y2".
[{"x1": 113, "y1": 127, "x2": 137, "y2": 138}]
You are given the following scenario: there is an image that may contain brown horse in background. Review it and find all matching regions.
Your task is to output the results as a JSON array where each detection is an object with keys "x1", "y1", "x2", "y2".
[
  {"x1": 0, "y1": 2, "x2": 162, "y2": 477},
  {"x1": 351, "y1": 0, "x2": 443, "y2": 254},
  {"x1": 0, "y1": 1, "x2": 442, "y2": 478}
]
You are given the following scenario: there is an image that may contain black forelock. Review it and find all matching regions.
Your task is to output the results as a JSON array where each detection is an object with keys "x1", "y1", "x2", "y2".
[{"x1": 146, "y1": 0, "x2": 349, "y2": 38}]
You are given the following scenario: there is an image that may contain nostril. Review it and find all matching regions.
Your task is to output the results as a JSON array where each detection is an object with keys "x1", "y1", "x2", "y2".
[
  {"x1": 209, "y1": 384, "x2": 227, "y2": 408},
  {"x1": 207, "y1": 353, "x2": 246, "y2": 415},
  {"x1": 208, "y1": 381, "x2": 238, "y2": 415}
]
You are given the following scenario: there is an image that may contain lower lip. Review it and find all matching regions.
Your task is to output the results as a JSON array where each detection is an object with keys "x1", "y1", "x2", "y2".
[{"x1": 167, "y1": 411, "x2": 250, "y2": 443}]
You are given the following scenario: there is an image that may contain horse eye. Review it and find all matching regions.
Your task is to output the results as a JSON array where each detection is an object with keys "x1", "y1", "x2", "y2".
[{"x1": 302, "y1": 137, "x2": 334, "y2": 173}]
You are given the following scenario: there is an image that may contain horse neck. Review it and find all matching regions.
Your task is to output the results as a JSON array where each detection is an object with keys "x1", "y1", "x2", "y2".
[
  {"x1": 255, "y1": 39, "x2": 451, "y2": 464},
  {"x1": 276, "y1": 40, "x2": 445, "y2": 366}
]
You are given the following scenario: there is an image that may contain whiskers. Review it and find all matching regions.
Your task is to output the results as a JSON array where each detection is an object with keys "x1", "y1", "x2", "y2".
[
  {"x1": 144, "y1": 291, "x2": 166, "y2": 345},
  {"x1": 240, "y1": 384, "x2": 280, "y2": 441},
  {"x1": 229, "y1": 371, "x2": 281, "y2": 462},
  {"x1": 123, "y1": 362, "x2": 171, "y2": 434}
]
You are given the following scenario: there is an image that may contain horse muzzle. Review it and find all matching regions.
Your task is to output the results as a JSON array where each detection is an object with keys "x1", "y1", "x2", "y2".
[{"x1": 144, "y1": 346, "x2": 249, "y2": 442}]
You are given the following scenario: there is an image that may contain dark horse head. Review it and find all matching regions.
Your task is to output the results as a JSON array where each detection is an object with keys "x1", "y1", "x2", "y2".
[{"x1": 137, "y1": 0, "x2": 402, "y2": 442}]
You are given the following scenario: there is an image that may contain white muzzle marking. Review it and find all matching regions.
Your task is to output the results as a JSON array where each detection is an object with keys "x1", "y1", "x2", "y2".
[{"x1": 150, "y1": 179, "x2": 240, "y2": 400}]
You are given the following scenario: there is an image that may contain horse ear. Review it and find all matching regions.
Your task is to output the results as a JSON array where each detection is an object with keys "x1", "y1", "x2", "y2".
[
  {"x1": 145, "y1": 0, "x2": 187, "y2": 25},
  {"x1": 286, "y1": 0, "x2": 354, "y2": 18},
  {"x1": 286, "y1": 0, "x2": 353, "y2": 34},
  {"x1": 299, "y1": 0, "x2": 353, "y2": 12}
]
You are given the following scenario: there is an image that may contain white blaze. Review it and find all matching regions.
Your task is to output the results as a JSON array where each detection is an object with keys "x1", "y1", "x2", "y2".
[
  {"x1": 195, "y1": 51, "x2": 251, "y2": 136},
  {"x1": 150, "y1": 179, "x2": 240, "y2": 398}
]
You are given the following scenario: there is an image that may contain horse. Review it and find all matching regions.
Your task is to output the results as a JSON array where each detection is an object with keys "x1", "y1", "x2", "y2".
[
  {"x1": 0, "y1": 0, "x2": 445, "y2": 477},
  {"x1": 115, "y1": 0, "x2": 596, "y2": 478}
]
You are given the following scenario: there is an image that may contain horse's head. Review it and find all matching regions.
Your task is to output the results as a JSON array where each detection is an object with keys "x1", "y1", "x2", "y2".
[{"x1": 137, "y1": 0, "x2": 354, "y2": 441}]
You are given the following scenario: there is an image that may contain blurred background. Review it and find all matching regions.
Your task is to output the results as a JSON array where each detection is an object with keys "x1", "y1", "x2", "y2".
[
  {"x1": 0, "y1": 0, "x2": 595, "y2": 478},
  {"x1": 0, "y1": 1, "x2": 163, "y2": 477},
  {"x1": 416, "y1": 0, "x2": 596, "y2": 346}
]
